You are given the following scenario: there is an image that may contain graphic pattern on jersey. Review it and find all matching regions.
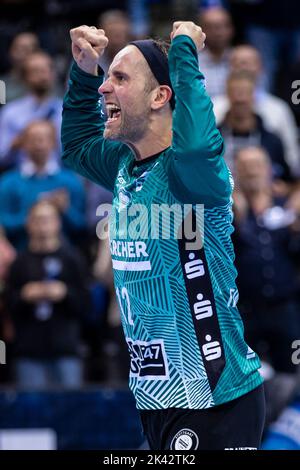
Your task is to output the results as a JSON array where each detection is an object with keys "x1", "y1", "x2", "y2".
[{"x1": 110, "y1": 154, "x2": 263, "y2": 410}]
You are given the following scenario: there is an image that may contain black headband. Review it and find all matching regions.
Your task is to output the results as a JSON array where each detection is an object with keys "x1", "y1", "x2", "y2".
[{"x1": 129, "y1": 39, "x2": 175, "y2": 110}]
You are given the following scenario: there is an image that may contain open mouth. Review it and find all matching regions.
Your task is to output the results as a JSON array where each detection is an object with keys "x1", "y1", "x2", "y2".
[{"x1": 106, "y1": 104, "x2": 121, "y2": 124}]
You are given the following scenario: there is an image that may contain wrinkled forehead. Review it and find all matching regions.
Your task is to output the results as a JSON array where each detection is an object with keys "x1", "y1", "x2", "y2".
[
  {"x1": 228, "y1": 78, "x2": 254, "y2": 94},
  {"x1": 201, "y1": 6, "x2": 232, "y2": 27},
  {"x1": 237, "y1": 148, "x2": 270, "y2": 166},
  {"x1": 109, "y1": 45, "x2": 148, "y2": 76},
  {"x1": 25, "y1": 55, "x2": 53, "y2": 72},
  {"x1": 231, "y1": 48, "x2": 260, "y2": 66},
  {"x1": 30, "y1": 204, "x2": 59, "y2": 219}
]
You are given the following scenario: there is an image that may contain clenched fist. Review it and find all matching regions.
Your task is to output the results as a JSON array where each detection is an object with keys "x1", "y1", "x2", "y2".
[
  {"x1": 170, "y1": 21, "x2": 206, "y2": 53},
  {"x1": 70, "y1": 25, "x2": 109, "y2": 75}
]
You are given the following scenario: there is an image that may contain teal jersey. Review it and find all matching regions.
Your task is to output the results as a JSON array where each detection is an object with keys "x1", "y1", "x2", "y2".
[{"x1": 62, "y1": 35, "x2": 263, "y2": 410}]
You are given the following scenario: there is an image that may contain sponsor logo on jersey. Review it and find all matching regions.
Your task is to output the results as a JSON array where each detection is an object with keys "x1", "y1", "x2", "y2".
[
  {"x1": 135, "y1": 170, "x2": 149, "y2": 192},
  {"x1": 126, "y1": 338, "x2": 169, "y2": 380},
  {"x1": 227, "y1": 288, "x2": 239, "y2": 308},
  {"x1": 110, "y1": 241, "x2": 151, "y2": 271},
  {"x1": 110, "y1": 240, "x2": 149, "y2": 258},
  {"x1": 246, "y1": 346, "x2": 256, "y2": 360},
  {"x1": 178, "y1": 210, "x2": 226, "y2": 391},
  {"x1": 117, "y1": 168, "x2": 127, "y2": 185},
  {"x1": 118, "y1": 188, "x2": 132, "y2": 208},
  {"x1": 170, "y1": 429, "x2": 199, "y2": 450}
]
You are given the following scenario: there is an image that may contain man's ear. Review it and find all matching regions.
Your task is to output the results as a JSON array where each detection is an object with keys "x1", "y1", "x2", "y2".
[{"x1": 151, "y1": 85, "x2": 173, "y2": 110}]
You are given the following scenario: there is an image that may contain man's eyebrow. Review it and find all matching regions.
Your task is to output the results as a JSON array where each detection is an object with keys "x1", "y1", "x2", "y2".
[{"x1": 107, "y1": 69, "x2": 130, "y2": 79}]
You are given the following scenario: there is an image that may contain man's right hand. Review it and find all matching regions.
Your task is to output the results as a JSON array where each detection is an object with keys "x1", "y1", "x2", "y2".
[
  {"x1": 21, "y1": 281, "x2": 67, "y2": 303},
  {"x1": 70, "y1": 25, "x2": 109, "y2": 75},
  {"x1": 21, "y1": 281, "x2": 47, "y2": 303}
]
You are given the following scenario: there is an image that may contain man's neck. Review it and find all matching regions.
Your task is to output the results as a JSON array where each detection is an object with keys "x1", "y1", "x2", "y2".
[
  {"x1": 31, "y1": 90, "x2": 51, "y2": 103},
  {"x1": 206, "y1": 46, "x2": 227, "y2": 62},
  {"x1": 127, "y1": 116, "x2": 172, "y2": 161},
  {"x1": 245, "y1": 189, "x2": 272, "y2": 214},
  {"x1": 29, "y1": 237, "x2": 61, "y2": 253},
  {"x1": 227, "y1": 113, "x2": 256, "y2": 133},
  {"x1": 34, "y1": 163, "x2": 48, "y2": 173}
]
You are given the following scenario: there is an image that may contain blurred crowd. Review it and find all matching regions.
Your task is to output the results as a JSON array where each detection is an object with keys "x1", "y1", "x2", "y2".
[{"x1": 1, "y1": 0, "x2": 300, "y2": 431}]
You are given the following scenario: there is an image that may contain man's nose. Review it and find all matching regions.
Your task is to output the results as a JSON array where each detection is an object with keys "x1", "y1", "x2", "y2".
[{"x1": 98, "y1": 79, "x2": 113, "y2": 95}]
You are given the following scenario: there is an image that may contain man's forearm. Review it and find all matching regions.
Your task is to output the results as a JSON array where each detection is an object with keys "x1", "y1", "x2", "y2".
[
  {"x1": 169, "y1": 35, "x2": 223, "y2": 159},
  {"x1": 61, "y1": 61, "x2": 105, "y2": 164},
  {"x1": 167, "y1": 35, "x2": 230, "y2": 206},
  {"x1": 61, "y1": 63, "x2": 122, "y2": 191}
]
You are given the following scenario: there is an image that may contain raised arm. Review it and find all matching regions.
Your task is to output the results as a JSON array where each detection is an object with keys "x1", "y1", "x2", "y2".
[
  {"x1": 61, "y1": 26, "x2": 129, "y2": 191},
  {"x1": 167, "y1": 22, "x2": 231, "y2": 207}
]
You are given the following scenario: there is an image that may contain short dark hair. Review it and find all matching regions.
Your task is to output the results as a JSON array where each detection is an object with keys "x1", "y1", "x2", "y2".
[
  {"x1": 130, "y1": 38, "x2": 174, "y2": 108},
  {"x1": 98, "y1": 9, "x2": 130, "y2": 28},
  {"x1": 152, "y1": 39, "x2": 170, "y2": 57}
]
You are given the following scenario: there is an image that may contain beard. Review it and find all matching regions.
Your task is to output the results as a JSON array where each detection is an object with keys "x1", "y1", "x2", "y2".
[
  {"x1": 104, "y1": 108, "x2": 150, "y2": 143},
  {"x1": 31, "y1": 82, "x2": 51, "y2": 97}
]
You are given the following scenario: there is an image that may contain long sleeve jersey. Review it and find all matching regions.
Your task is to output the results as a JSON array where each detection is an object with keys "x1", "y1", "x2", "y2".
[{"x1": 61, "y1": 35, "x2": 263, "y2": 410}]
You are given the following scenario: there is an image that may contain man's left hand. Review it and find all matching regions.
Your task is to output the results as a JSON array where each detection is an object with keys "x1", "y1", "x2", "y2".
[{"x1": 170, "y1": 21, "x2": 206, "y2": 53}]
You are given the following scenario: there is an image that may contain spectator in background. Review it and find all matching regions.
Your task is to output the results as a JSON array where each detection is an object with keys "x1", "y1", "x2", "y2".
[
  {"x1": 0, "y1": 227, "x2": 16, "y2": 383},
  {"x1": 0, "y1": 51, "x2": 62, "y2": 169},
  {"x1": 83, "y1": 178, "x2": 112, "y2": 266},
  {"x1": 0, "y1": 120, "x2": 86, "y2": 250},
  {"x1": 244, "y1": 0, "x2": 300, "y2": 93},
  {"x1": 219, "y1": 71, "x2": 293, "y2": 189},
  {"x1": 0, "y1": 32, "x2": 40, "y2": 103},
  {"x1": 97, "y1": 10, "x2": 133, "y2": 76},
  {"x1": 6, "y1": 200, "x2": 90, "y2": 389},
  {"x1": 0, "y1": 228, "x2": 16, "y2": 290},
  {"x1": 93, "y1": 236, "x2": 129, "y2": 385},
  {"x1": 198, "y1": 6, "x2": 234, "y2": 97},
  {"x1": 213, "y1": 45, "x2": 300, "y2": 176},
  {"x1": 127, "y1": 0, "x2": 150, "y2": 39},
  {"x1": 233, "y1": 146, "x2": 300, "y2": 374},
  {"x1": 200, "y1": 0, "x2": 228, "y2": 6}
]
